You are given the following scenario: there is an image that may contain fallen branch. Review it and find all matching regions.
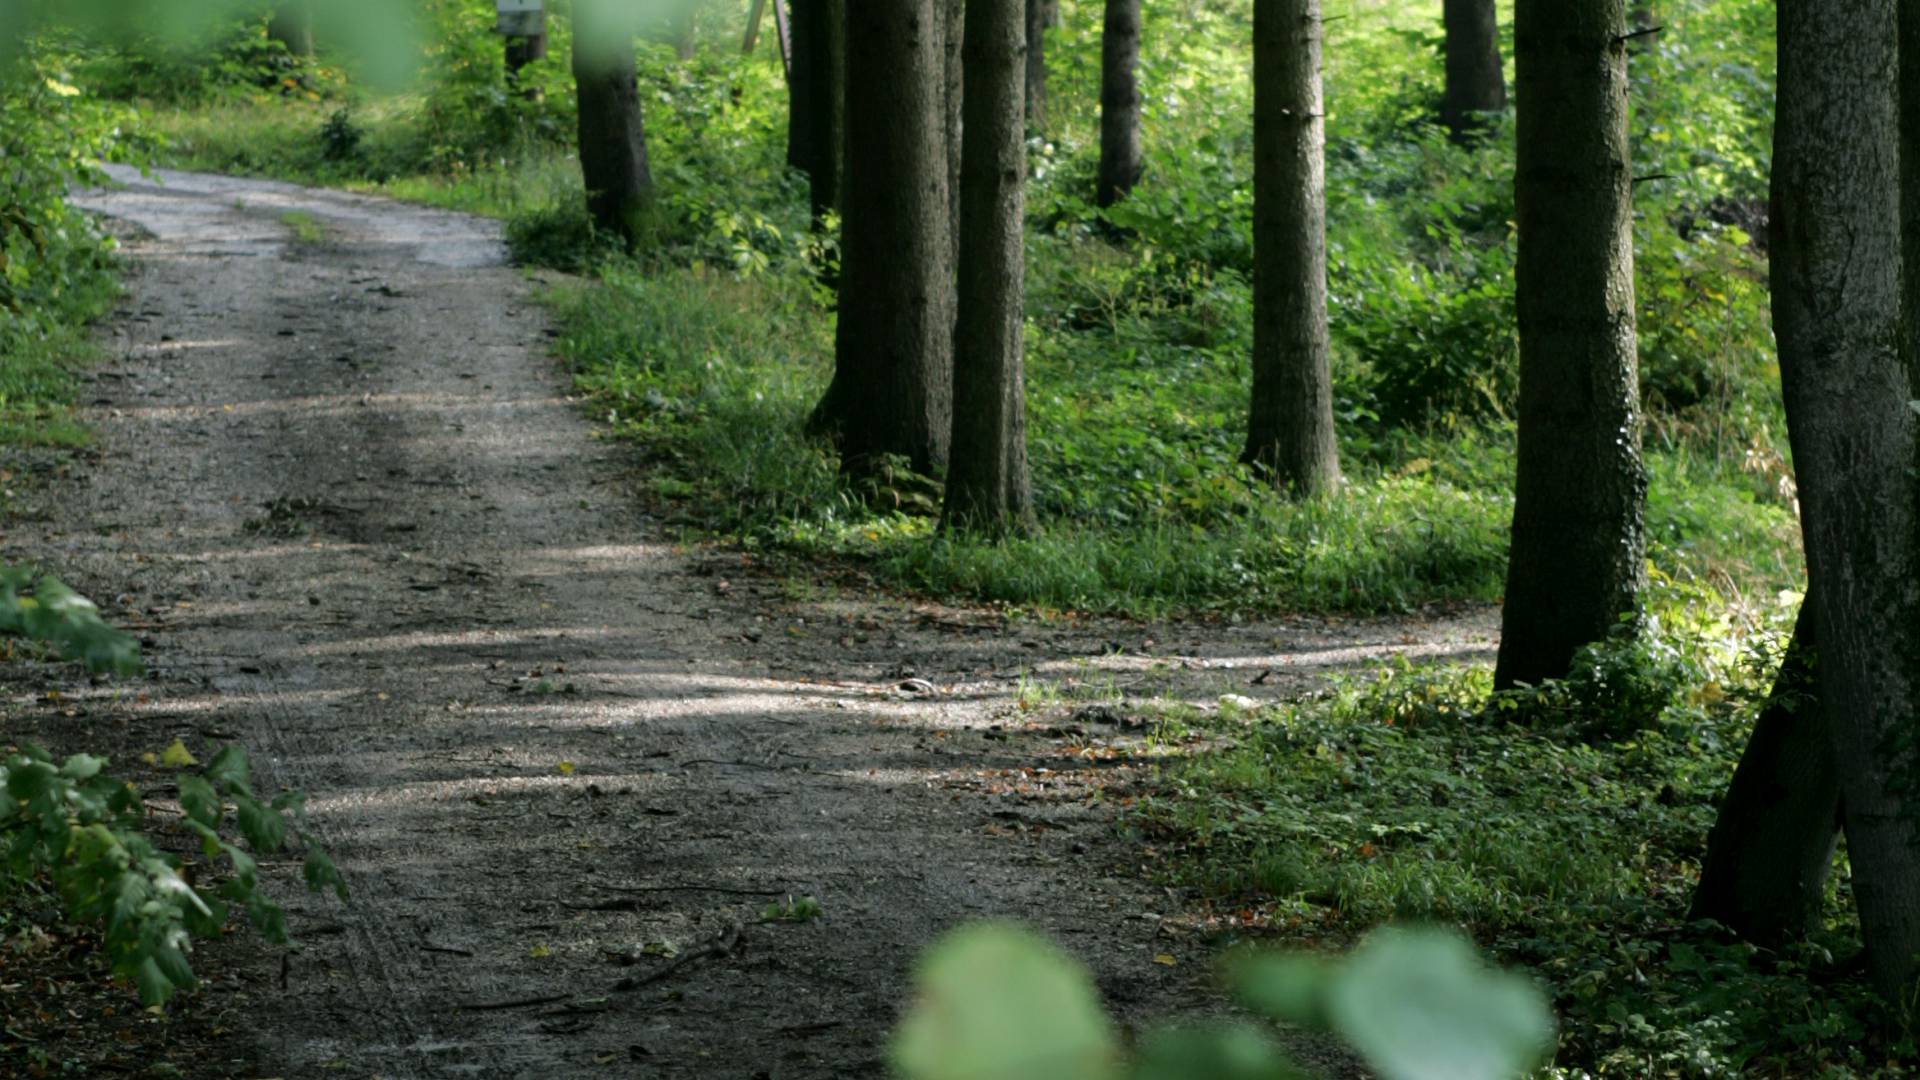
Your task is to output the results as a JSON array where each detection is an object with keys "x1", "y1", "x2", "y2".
[
  {"x1": 612, "y1": 922, "x2": 743, "y2": 992},
  {"x1": 459, "y1": 992, "x2": 574, "y2": 1012}
]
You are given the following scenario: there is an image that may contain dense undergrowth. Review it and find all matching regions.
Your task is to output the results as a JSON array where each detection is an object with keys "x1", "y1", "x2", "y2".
[{"x1": 80, "y1": 0, "x2": 1873, "y2": 1074}]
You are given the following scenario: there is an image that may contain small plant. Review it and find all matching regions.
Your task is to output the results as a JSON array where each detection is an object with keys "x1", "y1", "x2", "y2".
[{"x1": 317, "y1": 107, "x2": 363, "y2": 164}]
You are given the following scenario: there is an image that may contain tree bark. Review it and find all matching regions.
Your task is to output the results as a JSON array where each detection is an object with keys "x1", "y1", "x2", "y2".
[
  {"x1": 1024, "y1": 0, "x2": 1047, "y2": 132},
  {"x1": 1440, "y1": 0, "x2": 1504, "y2": 141},
  {"x1": 1690, "y1": 600, "x2": 1842, "y2": 943},
  {"x1": 572, "y1": 0, "x2": 655, "y2": 250},
  {"x1": 787, "y1": 0, "x2": 846, "y2": 225},
  {"x1": 945, "y1": 0, "x2": 1034, "y2": 532},
  {"x1": 1774, "y1": 0, "x2": 1920, "y2": 1006},
  {"x1": 812, "y1": 0, "x2": 954, "y2": 476},
  {"x1": 1096, "y1": 0, "x2": 1143, "y2": 207},
  {"x1": 268, "y1": 3, "x2": 314, "y2": 57},
  {"x1": 943, "y1": 0, "x2": 965, "y2": 261},
  {"x1": 1492, "y1": 0, "x2": 1645, "y2": 690},
  {"x1": 1242, "y1": 0, "x2": 1341, "y2": 495}
]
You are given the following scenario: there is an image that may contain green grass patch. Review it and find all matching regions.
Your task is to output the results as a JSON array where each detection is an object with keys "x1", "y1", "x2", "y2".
[{"x1": 1129, "y1": 586, "x2": 1894, "y2": 1075}]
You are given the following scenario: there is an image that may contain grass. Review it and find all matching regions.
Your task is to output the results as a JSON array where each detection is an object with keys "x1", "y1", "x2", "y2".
[
  {"x1": 278, "y1": 210, "x2": 325, "y2": 244},
  {"x1": 1117, "y1": 584, "x2": 1902, "y2": 1076},
  {"x1": 0, "y1": 266, "x2": 119, "y2": 453}
]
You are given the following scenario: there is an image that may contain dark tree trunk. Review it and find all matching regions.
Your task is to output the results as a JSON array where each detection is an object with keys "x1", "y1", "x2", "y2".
[
  {"x1": 811, "y1": 0, "x2": 954, "y2": 476},
  {"x1": 1096, "y1": 0, "x2": 1143, "y2": 207},
  {"x1": 943, "y1": 0, "x2": 965, "y2": 260},
  {"x1": 505, "y1": 9, "x2": 548, "y2": 99},
  {"x1": 1440, "y1": 0, "x2": 1504, "y2": 140},
  {"x1": 1024, "y1": 0, "x2": 1047, "y2": 132},
  {"x1": 1690, "y1": 601, "x2": 1842, "y2": 943},
  {"x1": 572, "y1": 0, "x2": 655, "y2": 250},
  {"x1": 1773, "y1": 0, "x2": 1920, "y2": 1006},
  {"x1": 945, "y1": 0, "x2": 1033, "y2": 532},
  {"x1": 1242, "y1": 0, "x2": 1340, "y2": 495},
  {"x1": 1492, "y1": 0, "x2": 1645, "y2": 690},
  {"x1": 268, "y1": 3, "x2": 314, "y2": 57},
  {"x1": 787, "y1": 0, "x2": 846, "y2": 226}
]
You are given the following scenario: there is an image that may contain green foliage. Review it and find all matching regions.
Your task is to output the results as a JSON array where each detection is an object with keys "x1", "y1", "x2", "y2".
[
  {"x1": 0, "y1": 567, "x2": 141, "y2": 675},
  {"x1": 893, "y1": 923, "x2": 1551, "y2": 1080},
  {"x1": 2, "y1": 740, "x2": 345, "y2": 1006}
]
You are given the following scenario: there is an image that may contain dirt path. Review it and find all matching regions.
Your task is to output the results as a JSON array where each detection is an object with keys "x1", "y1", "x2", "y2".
[{"x1": 11, "y1": 168, "x2": 1496, "y2": 1078}]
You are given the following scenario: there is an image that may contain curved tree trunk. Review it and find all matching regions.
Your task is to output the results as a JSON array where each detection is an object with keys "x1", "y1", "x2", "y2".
[
  {"x1": 787, "y1": 0, "x2": 846, "y2": 225},
  {"x1": 1773, "y1": 0, "x2": 1920, "y2": 1006},
  {"x1": 572, "y1": 0, "x2": 655, "y2": 250},
  {"x1": 1242, "y1": 0, "x2": 1340, "y2": 495},
  {"x1": 1024, "y1": 0, "x2": 1047, "y2": 132},
  {"x1": 1096, "y1": 0, "x2": 1143, "y2": 207},
  {"x1": 812, "y1": 0, "x2": 954, "y2": 476},
  {"x1": 945, "y1": 0, "x2": 1033, "y2": 532},
  {"x1": 1492, "y1": 0, "x2": 1645, "y2": 690},
  {"x1": 1690, "y1": 600, "x2": 1842, "y2": 943},
  {"x1": 1440, "y1": 0, "x2": 1504, "y2": 140}
]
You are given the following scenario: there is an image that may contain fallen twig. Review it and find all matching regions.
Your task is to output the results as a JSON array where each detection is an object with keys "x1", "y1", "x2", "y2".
[
  {"x1": 612, "y1": 922, "x2": 743, "y2": 992},
  {"x1": 459, "y1": 993, "x2": 574, "y2": 1012}
]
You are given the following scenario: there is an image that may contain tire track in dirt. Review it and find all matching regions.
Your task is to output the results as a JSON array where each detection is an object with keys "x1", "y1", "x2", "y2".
[{"x1": 14, "y1": 167, "x2": 1496, "y2": 1078}]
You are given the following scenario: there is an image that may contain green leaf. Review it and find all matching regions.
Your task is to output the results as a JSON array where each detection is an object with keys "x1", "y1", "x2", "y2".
[
  {"x1": 1131, "y1": 1024, "x2": 1303, "y2": 1080},
  {"x1": 177, "y1": 775, "x2": 220, "y2": 829},
  {"x1": 304, "y1": 848, "x2": 349, "y2": 902},
  {"x1": 236, "y1": 798, "x2": 285, "y2": 853},
  {"x1": 59, "y1": 753, "x2": 105, "y2": 781},
  {"x1": 893, "y1": 923, "x2": 1121, "y2": 1080},
  {"x1": 1323, "y1": 928, "x2": 1554, "y2": 1080},
  {"x1": 204, "y1": 745, "x2": 251, "y2": 794}
]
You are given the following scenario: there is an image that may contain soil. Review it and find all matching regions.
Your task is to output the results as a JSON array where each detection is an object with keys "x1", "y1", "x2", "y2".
[{"x1": 1, "y1": 166, "x2": 1497, "y2": 1079}]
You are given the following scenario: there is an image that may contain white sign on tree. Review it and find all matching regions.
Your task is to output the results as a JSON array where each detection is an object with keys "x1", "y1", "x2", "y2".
[{"x1": 495, "y1": 0, "x2": 544, "y2": 37}]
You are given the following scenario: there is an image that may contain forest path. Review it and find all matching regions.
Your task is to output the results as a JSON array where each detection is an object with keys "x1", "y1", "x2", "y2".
[{"x1": 23, "y1": 167, "x2": 1493, "y2": 1078}]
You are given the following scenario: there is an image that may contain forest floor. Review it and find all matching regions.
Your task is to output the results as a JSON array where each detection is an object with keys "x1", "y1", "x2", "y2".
[{"x1": 2, "y1": 169, "x2": 1494, "y2": 1079}]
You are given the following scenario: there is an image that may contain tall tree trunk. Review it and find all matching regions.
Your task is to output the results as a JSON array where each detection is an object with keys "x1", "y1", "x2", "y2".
[
  {"x1": 811, "y1": 0, "x2": 954, "y2": 476},
  {"x1": 1024, "y1": 0, "x2": 1047, "y2": 132},
  {"x1": 944, "y1": 0, "x2": 965, "y2": 260},
  {"x1": 674, "y1": 2, "x2": 698, "y2": 60},
  {"x1": 1096, "y1": 0, "x2": 1143, "y2": 207},
  {"x1": 1492, "y1": 0, "x2": 1645, "y2": 690},
  {"x1": 787, "y1": 0, "x2": 846, "y2": 225},
  {"x1": 1242, "y1": 0, "x2": 1341, "y2": 495},
  {"x1": 1690, "y1": 600, "x2": 1842, "y2": 943},
  {"x1": 1774, "y1": 0, "x2": 1920, "y2": 1006},
  {"x1": 268, "y1": 2, "x2": 314, "y2": 57},
  {"x1": 504, "y1": 8, "x2": 548, "y2": 99},
  {"x1": 1440, "y1": 0, "x2": 1505, "y2": 140},
  {"x1": 945, "y1": 0, "x2": 1033, "y2": 532},
  {"x1": 572, "y1": 0, "x2": 655, "y2": 250}
]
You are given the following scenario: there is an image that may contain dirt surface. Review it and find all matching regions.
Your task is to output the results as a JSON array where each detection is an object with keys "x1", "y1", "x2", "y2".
[{"x1": 2, "y1": 167, "x2": 1497, "y2": 1078}]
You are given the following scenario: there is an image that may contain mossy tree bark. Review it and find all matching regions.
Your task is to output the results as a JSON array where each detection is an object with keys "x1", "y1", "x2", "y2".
[
  {"x1": 1242, "y1": 0, "x2": 1340, "y2": 495},
  {"x1": 1096, "y1": 0, "x2": 1143, "y2": 207},
  {"x1": 572, "y1": 0, "x2": 655, "y2": 251},
  {"x1": 945, "y1": 0, "x2": 1033, "y2": 532},
  {"x1": 811, "y1": 0, "x2": 954, "y2": 477},
  {"x1": 1690, "y1": 600, "x2": 1842, "y2": 943},
  {"x1": 1772, "y1": 0, "x2": 1920, "y2": 1006},
  {"x1": 787, "y1": 0, "x2": 846, "y2": 225},
  {"x1": 1440, "y1": 0, "x2": 1504, "y2": 140},
  {"x1": 1492, "y1": 0, "x2": 1645, "y2": 690}
]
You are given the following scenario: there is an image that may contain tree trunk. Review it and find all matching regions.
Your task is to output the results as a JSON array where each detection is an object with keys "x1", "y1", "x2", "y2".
[
  {"x1": 943, "y1": 0, "x2": 965, "y2": 260},
  {"x1": 1492, "y1": 0, "x2": 1645, "y2": 690},
  {"x1": 268, "y1": 3, "x2": 314, "y2": 57},
  {"x1": 674, "y1": 3, "x2": 698, "y2": 60},
  {"x1": 1440, "y1": 0, "x2": 1504, "y2": 140},
  {"x1": 945, "y1": 0, "x2": 1033, "y2": 532},
  {"x1": 1096, "y1": 0, "x2": 1143, "y2": 207},
  {"x1": 572, "y1": 0, "x2": 655, "y2": 250},
  {"x1": 1774, "y1": 0, "x2": 1920, "y2": 1006},
  {"x1": 1690, "y1": 600, "x2": 1843, "y2": 943},
  {"x1": 505, "y1": 9, "x2": 548, "y2": 99},
  {"x1": 1024, "y1": 0, "x2": 1047, "y2": 132},
  {"x1": 787, "y1": 0, "x2": 846, "y2": 225},
  {"x1": 1241, "y1": 0, "x2": 1341, "y2": 495},
  {"x1": 811, "y1": 0, "x2": 954, "y2": 476}
]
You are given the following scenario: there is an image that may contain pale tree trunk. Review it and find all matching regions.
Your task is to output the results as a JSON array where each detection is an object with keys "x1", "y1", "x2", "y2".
[
  {"x1": 1493, "y1": 0, "x2": 1645, "y2": 689},
  {"x1": 674, "y1": 2, "x2": 698, "y2": 60},
  {"x1": 812, "y1": 0, "x2": 954, "y2": 476},
  {"x1": 1690, "y1": 601, "x2": 1843, "y2": 943},
  {"x1": 1097, "y1": 0, "x2": 1143, "y2": 207},
  {"x1": 268, "y1": 2, "x2": 314, "y2": 57},
  {"x1": 1775, "y1": 0, "x2": 1920, "y2": 1006},
  {"x1": 1440, "y1": 0, "x2": 1504, "y2": 140},
  {"x1": 945, "y1": 0, "x2": 1033, "y2": 532},
  {"x1": 787, "y1": 0, "x2": 846, "y2": 224},
  {"x1": 1024, "y1": 0, "x2": 1047, "y2": 132},
  {"x1": 572, "y1": 0, "x2": 655, "y2": 249},
  {"x1": 1242, "y1": 0, "x2": 1340, "y2": 495}
]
